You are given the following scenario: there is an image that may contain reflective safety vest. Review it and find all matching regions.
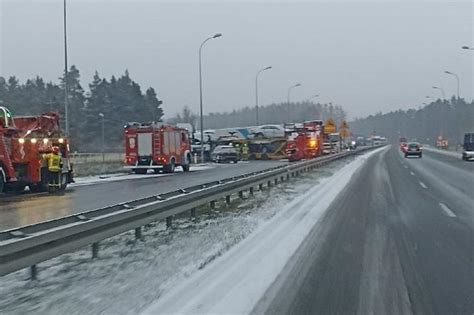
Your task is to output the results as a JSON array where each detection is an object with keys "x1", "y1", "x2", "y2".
[
  {"x1": 43, "y1": 153, "x2": 61, "y2": 172},
  {"x1": 242, "y1": 146, "x2": 249, "y2": 154}
]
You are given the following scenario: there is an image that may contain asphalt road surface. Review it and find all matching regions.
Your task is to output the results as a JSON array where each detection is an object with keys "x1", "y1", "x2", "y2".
[
  {"x1": 258, "y1": 147, "x2": 474, "y2": 315},
  {"x1": 0, "y1": 161, "x2": 286, "y2": 231}
]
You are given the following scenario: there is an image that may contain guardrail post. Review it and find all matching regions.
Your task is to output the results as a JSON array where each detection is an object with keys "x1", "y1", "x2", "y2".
[
  {"x1": 267, "y1": 180, "x2": 272, "y2": 188},
  {"x1": 238, "y1": 191, "x2": 244, "y2": 199},
  {"x1": 166, "y1": 216, "x2": 172, "y2": 228},
  {"x1": 274, "y1": 178, "x2": 278, "y2": 185},
  {"x1": 30, "y1": 265, "x2": 38, "y2": 280},
  {"x1": 249, "y1": 187, "x2": 254, "y2": 195},
  {"x1": 287, "y1": 173, "x2": 290, "y2": 180},
  {"x1": 226, "y1": 195, "x2": 231, "y2": 204},
  {"x1": 135, "y1": 227, "x2": 143, "y2": 241},
  {"x1": 210, "y1": 201, "x2": 216, "y2": 209},
  {"x1": 191, "y1": 208, "x2": 196, "y2": 218},
  {"x1": 259, "y1": 183, "x2": 263, "y2": 190},
  {"x1": 92, "y1": 242, "x2": 99, "y2": 259}
]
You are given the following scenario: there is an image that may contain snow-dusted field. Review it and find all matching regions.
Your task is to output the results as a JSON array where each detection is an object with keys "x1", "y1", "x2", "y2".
[{"x1": 0, "y1": 150, "x2": 380, "y2": 315}]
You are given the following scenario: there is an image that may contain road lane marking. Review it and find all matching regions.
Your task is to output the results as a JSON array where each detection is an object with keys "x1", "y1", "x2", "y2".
[
  {"x1": 410, "y1": 171, "x2": 415, "y2": 176},
  {"x1": 439, "y1": 203, "x2": 456, "y2": 217},
  {"x1": 403, "y1": 165, "x2": 408, "y2": 169},
  {"x1": 419, "y1": 182, "x2": 428, "y2": 189}
]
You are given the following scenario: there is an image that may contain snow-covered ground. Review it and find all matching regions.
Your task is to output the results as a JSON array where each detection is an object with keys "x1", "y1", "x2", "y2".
[
  {"x1": 70, "y1": 164, "x2": 214, "y2": 187},
  {"x1": 0, "y1": 149, "x2": 383, "y2": 315}
]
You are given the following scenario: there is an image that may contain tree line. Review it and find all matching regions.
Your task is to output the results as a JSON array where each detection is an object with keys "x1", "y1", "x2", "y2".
[
  {"x1": 0, "y1": 66, "x2": 163, "y2": 151},
  {"x1": 1, "y1": 66, "x2": 349, "y2": 152},
  {"x1": 350, "y1": 98, "x2": 474, "y2": 146},
  {"x1": 169, "y1": 102, "x2": 348, "y2": 131}
]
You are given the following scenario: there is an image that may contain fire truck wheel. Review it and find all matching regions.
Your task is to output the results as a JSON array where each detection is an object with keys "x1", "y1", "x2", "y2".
[
  {"x1": 182, "y1": 163, "x2": 190, "y2": 172},
  {"x1": 182, "y1": 155, "x2": 191, "y2": 172},
  {"x1": 0, "y1": 170, "x2": 4, "y2": 193},
  {"x1": 163, "y1": 159, "x2": 175, "y2": 173},
  {"x1": 30, "y1": 183, "x2": 48, "y2": 193}
]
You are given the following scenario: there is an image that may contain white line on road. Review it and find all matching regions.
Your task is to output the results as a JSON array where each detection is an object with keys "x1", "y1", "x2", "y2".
[
  {"x1": 419, "y1": 182, "x2": 428, "y2": 189},
  {"x1": 403, "y1": 165, "x2": 408, "y2": 169},
  {"x1": 439, "y1": 203, "x2": 456, "y2": 217},
  {"x1": 410, "y1": 171, "x2": 415, "y2": 176}
]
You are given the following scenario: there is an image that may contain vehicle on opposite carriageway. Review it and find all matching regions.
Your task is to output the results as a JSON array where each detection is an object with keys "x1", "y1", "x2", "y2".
[
  {"x1": 462, "y1": 133, "x2": 474, "y2": 161},
  {"x1": 404, "y1": 142, "x2": 422, "y2": 158}
]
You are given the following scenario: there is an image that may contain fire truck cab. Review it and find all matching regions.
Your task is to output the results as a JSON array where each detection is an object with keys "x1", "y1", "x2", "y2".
[
  {"x1": 303, "y1": 120, "x2": 324, "y2": 158},
  {"x1": 284, "y1": 123, "x2": 306, "y2": 162},
  {"x1": 0, "y1": 106, "x2": 74, "y2": 193},
  {"x1": 124, "y1": 122, "x2": 192, "y2": 174}
]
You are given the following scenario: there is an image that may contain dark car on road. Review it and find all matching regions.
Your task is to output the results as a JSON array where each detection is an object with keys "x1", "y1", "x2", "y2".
[
  {"x1": 211, "y1": 145, "x2": 240, "y2": 163},
  {"x1": 405, "y1": 142, "x2": 422, "y2": 158}
]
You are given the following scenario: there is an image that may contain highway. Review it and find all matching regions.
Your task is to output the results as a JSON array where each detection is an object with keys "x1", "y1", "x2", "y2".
[
  {"x1": 259, "y1": 147, "x2": 474, "y2": 314},
  {"x1": 0, "y1": 160, "x2": 286, "y2": 231}
]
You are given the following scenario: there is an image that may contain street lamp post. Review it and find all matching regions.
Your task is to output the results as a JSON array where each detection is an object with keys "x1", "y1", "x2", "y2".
[
  {"x1": 63, "y1": 0, "x2": 69, "y2": 137},
  {"x1": 98, "y1": 113, "x2": 105, "y2": 164},
  {"x1": 444, "y1": 71, "x2": 460, "y2": 98},
  {"x1": 255, "y1": 66, "x2": 272, "y2": 126},
  {"x1": 432, "y1": 86, "x2": 445, "y2": 99},
  {"x1": 287, "y1": 83, "x2": 301, "y2": 122},
  {"x1": 199, "y1": 33, "x2": 222, "y2": 163},
  {"x1": 308, "y1": 94, "x2": 319, "y2": 101}
]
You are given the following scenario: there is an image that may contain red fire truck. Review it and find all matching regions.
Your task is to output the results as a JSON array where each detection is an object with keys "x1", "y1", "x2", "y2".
[
  {"x1": 303, "y1": 120, "x2": 324, "y2": 158},
  {"x1": 0, "y1": 106, "x2": 74, "y2": 193},
  {"x1": 124, "y1": 122, "x2": 192, "y2": 174},
  {"x1": 284, "y1": 123, "x2": 306, "y2": 162}
]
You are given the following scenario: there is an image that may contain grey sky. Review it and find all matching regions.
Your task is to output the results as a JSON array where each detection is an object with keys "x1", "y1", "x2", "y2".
[{"x1": 1, "y1": 0, "x2": 472, "y2": 120}]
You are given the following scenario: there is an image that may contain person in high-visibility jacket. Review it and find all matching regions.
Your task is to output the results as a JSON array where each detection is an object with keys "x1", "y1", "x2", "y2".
[
  {"x1": 241, "y1": 143, "x2": 249, "y2": 161},
  {"x1": 42, "y1": 146, "x2": 62, "y2": 188}
]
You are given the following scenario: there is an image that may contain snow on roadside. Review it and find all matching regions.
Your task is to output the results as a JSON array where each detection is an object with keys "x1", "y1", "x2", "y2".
[
  {"x1": 0, "y1": 151, "x2": 380, "y2": 315},
  {"x1": 422, "y1": 145, "x2": 461, "y2": 158},
  {"x1": 70, "y1": 164, "x2": 214, "y2": 187},
  {"x1": 142, "y1": 147, "x2": 386, "y2": 314}
]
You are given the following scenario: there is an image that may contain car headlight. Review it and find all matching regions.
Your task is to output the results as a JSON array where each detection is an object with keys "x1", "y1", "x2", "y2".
[{"x1": 18, "y1": 138, "x2": 25, "y2": 144}]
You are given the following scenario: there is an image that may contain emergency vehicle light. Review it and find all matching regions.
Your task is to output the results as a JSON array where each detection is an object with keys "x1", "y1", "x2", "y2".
[
  {"x1": 43, "y1": 139, "x2": 49, "y2": 144},
  {"x1": 31, "y1": 138, "x2": 37, "y2": 144},
  {"x1": 309, "y1": 139, "x2": 317, "y2": 148},
  {"x1": 58, "y1": 138, "x2": 64, "y2": 144}
]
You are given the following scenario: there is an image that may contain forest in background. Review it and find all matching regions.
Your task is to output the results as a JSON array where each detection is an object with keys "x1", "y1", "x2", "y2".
[
  {"x1": 4, "y1": 66, "x2": 469, "y2": 151},
  {"x1": 0, "y1": 66, "x2": 163, "y2": 151},
  {"x1": 169, "y1": 102, "x2": 347, "y2": 130},
  {"x1": 350, "y1": 98, "x2": 473, "y2": 145}
]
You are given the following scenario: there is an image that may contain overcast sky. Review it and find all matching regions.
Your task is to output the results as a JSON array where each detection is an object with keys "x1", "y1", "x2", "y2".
[{"x1": 1, "y1": 0, "x2": 472, "y2": 120}]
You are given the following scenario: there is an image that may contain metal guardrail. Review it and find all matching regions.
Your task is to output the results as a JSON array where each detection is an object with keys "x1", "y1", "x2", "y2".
[{"x1": 0, "y1": 147, "x2": 377, "y2": 278}]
